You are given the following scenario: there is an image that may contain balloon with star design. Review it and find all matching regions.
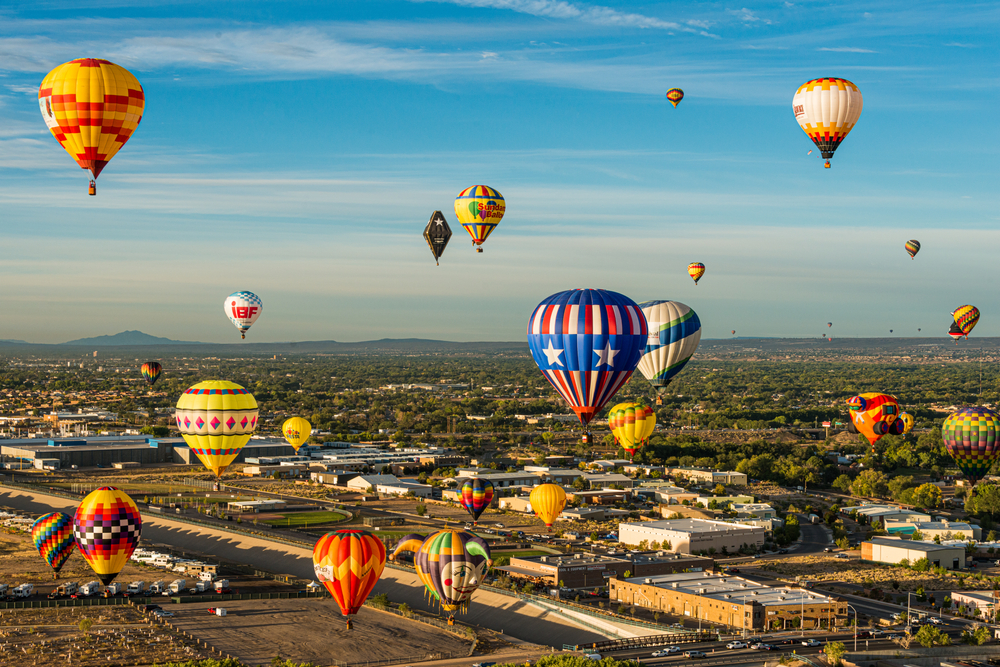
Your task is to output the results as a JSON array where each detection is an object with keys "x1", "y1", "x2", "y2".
[{"x1": 526, "y1": 289, "x2": 647, "y2": 426}]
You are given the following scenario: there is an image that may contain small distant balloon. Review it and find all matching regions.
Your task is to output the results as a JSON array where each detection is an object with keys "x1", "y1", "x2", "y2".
[
  {"x1": 905, "y1": 239, "x2": 921, "y2": 259},
  {"x1": 950, "y1": 305, "x2": 980, "y2": 342},
  {"x1": 687, "y1": 262, "x2": 705, "y2": 285},
  {"x1": 731, "y1": 330, "x2": 736, "y2": 335},
  {"x1": 225, "y1": 291, "x2": 263, "y2": 340},
  {"x1": 666, "y1": 88, "x2": 684, "y2": 108},
  {"x1": 827, "y1": 322, "x2": 833, "y2": 328},
  {"x1": 140, "y1": 362, "x2": 162, "y2": 387}
]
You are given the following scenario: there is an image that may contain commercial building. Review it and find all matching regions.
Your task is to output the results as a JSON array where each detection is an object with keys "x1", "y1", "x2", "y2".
[
  {"x1": 884, "y1": 520, "x2": 981, "y2": 541},
  {"x1": 346, "y1": 474, "x2": 401, "y2": 492},
  {"x1": 861, "y1": 537, "x2": 966, "y2": 570},
  {"x1": 580, "y1": 472, "x2": 636, "y2": 489},
  {"x1": 652, "y1": 487, "x2": 700, "y2": 505},
  {"x1": 694, "y1": 495, "x2": 754, "y2": 508},
  {"x1": 376, "y1": 481, "x2": 433, "y2": 498},
  {"x1": 950, "y1": 591, "x2": 1000, "y2": 620},
  {"x1": 667, "y1": 468, "x2": 748, "y2": 487},
  {"x1": 226, "y1": 500, "x2": 287, "y2": 513},
  {"x1": 456, "y1": 471, "x2": 542, "y2": 490},
  {"x1": 731, "y1": 504, "x2": 777, "y2": 520},
  {"x1": 1, "y1": 436, "x2": 187, "y2": 468},
  {"x1": 497, "y1": 551, "x2": 712, "y2": 589},
  {"x1": 853, "y1": 504, "x2": 931, "y2": 525},
  {"x1": 619, "y1": 519, "x2": 766, "y2": 555},
  {"x1": 568, "y1": 489, "x2": 630, "y2": 505},
  {"x1": 610, "y1": 572, "x2": 847, "y2": 632}
]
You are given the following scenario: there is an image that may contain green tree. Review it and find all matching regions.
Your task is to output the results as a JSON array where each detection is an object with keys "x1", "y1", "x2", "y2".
[
  {"x1": 910, "y1": 483, "x2": 943, "y2": 509},
  {"x1": 824, "y1": 641, "x2": 846, "y2": 666},
  {"x1": 851, "y1": 470, "x2": 889, "y2": 499},
  {"x1": 78, "y1": 617, "x2": 93, "y2": 635},
  {"x1": 974, "y1": 625, "x2": 991, "y2": 645},
  {"x1": 915, "y1": 625, "x2": 951, "y2": 648},
  {"x1": 832, "y1": 474, "x2": 853, "y2": 493},
  {"x1": 415, "y1": 504, "x2": 426, "y2": 516}
]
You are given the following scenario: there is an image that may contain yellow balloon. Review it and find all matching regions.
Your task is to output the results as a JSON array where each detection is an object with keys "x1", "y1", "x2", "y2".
[
  {"x1": 282, "y1": 417, "x2": 312, "y2": 452},
  {"x1": 454, "y1": 185, "x2": 505, "y2": 251},
  {"x1": 175, "y1": 381, "x2": 259, "y2": 476},
  {"x1": 529, "y1": 484, "x2": 566, "y2": 527}
]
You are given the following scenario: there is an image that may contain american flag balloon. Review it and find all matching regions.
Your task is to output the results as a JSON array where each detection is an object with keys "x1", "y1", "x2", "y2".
[{"x1": 527, "y1": 289, "x2": 647, "y2": 426}]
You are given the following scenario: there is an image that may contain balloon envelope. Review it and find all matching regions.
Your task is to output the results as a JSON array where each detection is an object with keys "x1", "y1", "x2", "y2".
[
  {"x1": 140, "y1": 362, "x2": 162, "y2": 387},
  {"x1": 225, "y1": 291, "x2": 263, "y2": 339},
  {"x1": 637, "y1": 300, "x2": 701, "y2": 394},
  {"x1": 454, "y1": 185, "x2": 504, "y2": 250},
  {"x1": 905, "y1": 240, "x2": 921, "y2": 259},
  {"x1": 609, "y1": 403, "x2": 655, "y2": 459},
  {"x1": 530, "y1": 483, "x2": 567, "y2": 527},
  {"x1": 423, "y1": 211, "x2": 452, "y2": 265},
  {"x1": 666, "y1": 88, "x2": 684, "y2": 108},
  {"x1": 72, "y1": 487, "x2": 141, "y2": 585},
  {"x1": 687, "y1": 263, "x2": 705, "y2": 284},
  {"x1": 792, "y1": 78, "x2": 862, "y2": 167},
  {"x1": 942, "y1": 407, "x2": 1000, "y2": 485},
  {"x1": 38, "y1": 59, "x2": 144, "y2": 181},
  {"x1": 31, "y1": 512, "x2": 75, "y2": 574},
  {"x1": 846, "y1": 393, "x2": 899, "y2": 449},
  {"x1": 175, "y1": 381, "x2": 259, "y2": 476},
  {"x1": 282, "y1": 417, "x2": 312, "y2": 452},
  {"x1": 460, "y1": 478, "x2": 494, "y2": 524},
  {"x1": 527, "y1": 289, "x2": 647, "y2": 425},
  {"x1": 392, "y1": 530, "x2": 491, "y2": 615},
  {"x1": 951, "y1": 305, "x2": 980, "y2": 340},
  {"x1": 313, "y1": 529, "x2": 386, "y2": 626}
]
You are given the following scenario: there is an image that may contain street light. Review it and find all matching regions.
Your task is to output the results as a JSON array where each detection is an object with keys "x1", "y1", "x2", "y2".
[{"x1": 845, "y1": 603, "x2": 858, "y2": 652}]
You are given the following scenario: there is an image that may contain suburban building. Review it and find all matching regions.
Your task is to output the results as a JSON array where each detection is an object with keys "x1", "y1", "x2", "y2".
[
  {"x1": 1, "y1": 436, "x2": 189, "y2": 468},
  {"x1": 568, "y1": 489, "x2": 630, "y2": 505},
  {"x1": 652, "y1": 487, "x2": 700, "y2": 505},
  {"x1": 581, "y1": 472, "x2": 636, "y2": 489},
  {"x1": 559, "y1": 507, "x2": 607, "y2": 522},
  {"x1": 731, "y1": 503, "x2": 777, "y2": 520},
  {"x1": 950, "y1": 591, "x2": 1000, "y2": 620},
  {"x1": 619, "y1": 519, "x2": 766, "y2": 555},
  {"x1": 346, "y1": 474, "x2": 401, "y2": 492},
  {"x1": 587, "y1": 460, "x2": 632, "y2": 471},
  {"x1": 884, "y1": 520, "x2": 981, "y2": 541},
  {"x1": 376, "y1": 481, "x2": 433, "y2": 498},
  {"x1": 622, "y1": 464, "x2": 665, "y2": 476},
  {"x1": 610, "y1": 572, "x2": 847, "y2": 632},
  {"x1": 497, "y1": 552, "x2": 712, "y2": 589},
  {"x1": 694, "y1": 495, "x2": 755, "y2": 507},
  {"x1": 498, "y1": 496, "x2": 533, "y2": 513},
  {"x1": 457, "y1": 471, "x2": 542, "y2": 490},
  {"x1": 853, "y1": 504, "x2": 931, "y2": 525},
  {"x1": 667, "y1": 468, "x2": 748, "y2": 486},
  {"x1": 861, "y1": 537, "x2": 966, "y2": 570},
  {"x1": 242, "y1": 464, "x2": 312, "y2": 478}
]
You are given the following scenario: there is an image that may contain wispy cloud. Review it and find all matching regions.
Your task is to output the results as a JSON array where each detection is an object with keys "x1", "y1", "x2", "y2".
[
  {"x1": 945, "y1": 42, "x2": 976, "y2": 48},
  {"x1": 817, "y1": 46, "x2": 877, "y2": 53},
  {"x1": 727, "y1": 8, "x2": 773, "y2": 25},
  {"x1": 414, "y1": 0, "x2": 716, "y2": 35}
]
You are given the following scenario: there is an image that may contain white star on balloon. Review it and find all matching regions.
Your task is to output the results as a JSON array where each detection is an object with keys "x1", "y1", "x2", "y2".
[
  {"x1": 594, "y1": 342, "x2": 619, "y2": 367},
  {"x1": 542, "y1": 340, "x2": 564, "y2": 366}
]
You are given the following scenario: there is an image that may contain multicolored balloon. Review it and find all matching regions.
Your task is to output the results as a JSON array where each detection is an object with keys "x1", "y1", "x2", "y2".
[
  {"x1": 905, "y1": 240, "x2": 921, "y2": 259},
  {"x1": 392, "y1": 530, "x2": 491, "y2": 618},
  {"x1": 38, "y1": 58, "x2": 144, "y2": 194},
  {"x1": 72, "y1": 487, "x2": 142, "y2": 585},
  {"x1": 313, "y1": 529, "x2": 386, "y2": 629},
  {"x1": 897, "y1": 412, "x2": 915, "y2": 435},
  {"x1": 454, "y1": 185, "x2": 505, "y2": 252},
  {"x1": 460, "y1": 478, "x2": 494, "y2": 525},
  {"x1": 637, "y1": 300, "x2": 701, "y2": 394},
  {"x1": 529, "y1": 483, "x2": 567, "y2": 528},
  {"x1": 687, "y1": 263, "x2": 705, "y2": 284},
  {"x1": 282, "y1": 417, "x2": 312, "y2": 452},
  {"x1": 609, "y1": 403, "x2": 655, "y2": 460},
  {"x1": 31, "y1": 512, "x2": 75, "y2": 575},
  {"x1": 828, "y1": 322, "x2": 833, "y2": 328},
  {"x1": 847, "y1": 392, "x2": 899, "y2": 451},
  {"x1": 792, "y1": 78, "x2": 863, "y2": 168},
  {"x1": 175, "y1": 381, "x2": 259, "y2": 477},
  {"x1": 527, "y1": 289, "x2": 647, "y2": 425},
  {"x1": 140, "y1": 361, "x2": 162, "y2": 387},
  {"x1": 423, "y1": 210, "x2": 452, "y2": 266},
  {"x1": 225, "y1": 291, "x2": 263, "y2": 339},
  {"x1": 942, "y1": 407, "x2": 1000, "y2": 485},
  {"x1": 950, "y1": 305, "x2": 980, "y2": 342},
  {"x1": 666, "y1": 88, "x2": 684, "y2": 108}
]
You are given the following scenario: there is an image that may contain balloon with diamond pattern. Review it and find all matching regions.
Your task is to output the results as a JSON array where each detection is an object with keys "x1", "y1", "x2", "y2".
[{"x1": 175, "y1": 380, "x2": 259, "y2": 476}]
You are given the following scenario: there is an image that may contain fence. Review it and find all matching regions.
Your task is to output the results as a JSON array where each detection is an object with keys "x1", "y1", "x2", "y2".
[
  {"x1": 0, "y1": 596, "x2": 134, "y2": 610},
  {"x1": 329, "y1": 650, "x2": 468, "y2": 667},
  {"x1": 580, "y1": 631, "x2": 718, "y2": 652}
]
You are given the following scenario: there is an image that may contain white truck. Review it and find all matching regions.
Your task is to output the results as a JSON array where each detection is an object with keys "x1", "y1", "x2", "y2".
[
  {"x1": 12, "y1": 583, "x2": 33, "y2": 599},
  {"x1": 214, "y1": 579, "x2": 231, "y2": 594},
  {"x1": 78, "y1": 581, "x2": 100, "y2": 597},
  {"x1": 808, "y1": 514, "x2": 821, "y2": 524},
  {"x1": 167, "y1": 579, "x2": 186, "y2": 594},
  {"x1": 127, "y1": 581, "x2": 146, "y2": 595},
  {"x1": 148, "y1": 580, "x2": 167, "y2": 595}
]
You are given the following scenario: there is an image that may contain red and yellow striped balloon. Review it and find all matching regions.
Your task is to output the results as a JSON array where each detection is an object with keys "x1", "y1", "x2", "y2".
[
  {"x1": 687, "y1": 262, "x2": 705, "y2": 284},
  {"x1": 313, "y1": 529, "x2": 386, "y2": 629}
]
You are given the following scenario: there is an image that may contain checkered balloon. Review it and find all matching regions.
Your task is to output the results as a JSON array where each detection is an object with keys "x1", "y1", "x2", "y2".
[
  {"x1": 942, "y1": 407, "x2": 1000, "y2": 485},
  {"x1": 73, "y1": 487, "x2": 142, "y2": 585}
]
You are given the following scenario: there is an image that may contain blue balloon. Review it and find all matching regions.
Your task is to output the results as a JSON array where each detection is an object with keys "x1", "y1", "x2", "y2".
[
  {"x1": 526, "y1": 289, "x2": 647, "y2": 425},
  {"x1": 636, "y1": 300, "x2": 702, "y2": 393}
]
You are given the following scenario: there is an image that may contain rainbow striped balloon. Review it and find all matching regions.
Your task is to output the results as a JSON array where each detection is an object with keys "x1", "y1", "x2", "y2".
[
  {"x1": 31, "y1": 512, "x2": 75, "y2": 574},
  {"x1": 460, "y1": 478, "x2": 494, "y2": 524},
  {"x1": 313, "y1": 529, "x2": 386, "y2": 629}
]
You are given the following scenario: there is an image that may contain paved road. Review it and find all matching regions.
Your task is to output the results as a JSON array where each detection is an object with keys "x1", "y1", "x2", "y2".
[{"x1": 0, "y1": 486, "x2": 607, "y2": 648}]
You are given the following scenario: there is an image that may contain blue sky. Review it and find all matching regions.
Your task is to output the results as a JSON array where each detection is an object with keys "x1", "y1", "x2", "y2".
[{"x1": 1, "y1": 1, "x2": 998, "y2": 343}]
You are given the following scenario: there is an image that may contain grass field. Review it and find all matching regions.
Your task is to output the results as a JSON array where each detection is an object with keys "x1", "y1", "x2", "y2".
[{"x1": 262, "y1": 511, "x2": 348, "y2": 527}]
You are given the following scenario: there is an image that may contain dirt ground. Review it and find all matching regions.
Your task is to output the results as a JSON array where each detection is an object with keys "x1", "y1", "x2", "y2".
[
  {"x1": 169, "y1": 598, "x2": 474, "y2": 666},
  {"x1": 0, "y1": 605, "x2": 214, "y2": 667},
  {"x1": 758, "y1": 554, "x2": 998, "y2": 592}
]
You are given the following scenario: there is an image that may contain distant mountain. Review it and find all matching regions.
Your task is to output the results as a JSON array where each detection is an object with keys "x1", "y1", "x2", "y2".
[
  {"x1": 60, "y1": 330, "x2": 203, "y2": 346},
  {"x1": 0, "y1": 339, "x2": 28, "y2": 344}
]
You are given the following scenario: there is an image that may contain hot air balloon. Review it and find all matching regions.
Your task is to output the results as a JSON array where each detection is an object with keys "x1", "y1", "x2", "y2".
[
  {"x1": 175, "y1": 380, "x2": 259, "y2": 477},
  {"x1": 637, "y1": 300, "x2": 701, "y2": 395},
  {"x1": 530, "y1": 483, "x2": 567, "y2": 528},
  {"x1": 827, "y1": 323, "x2": 833, "y2": 328},
  {"x1": 460, "y1": 478, "x2": 494, "y2": 525},
  {"x1": 792, "y1": 78, "x2": 863, "y2": 168},
  {"x1": 666, "y1": 88, "x2": 684, "y2": 108},
  {"x1": 905, "y1": 240, "x2": 921, "y2": 259},
  {"x1": 38, "y1": 59, "x2": 144, "y2": 195},
  {"x1": 72, "y1": 487, "x2": 141, "y2": 585},
  {"x1": 282, "y1": 417, "x2": 312, "y2": 453},
  {"x1": 898, "y1": 412, "x2": 915, "y2": 435},
  {"x1": 731, "y1": 330, "x2": 736, "y2": 336},
  {"x1": 392, "y1": 530, "x2": 491, "y2": 621},
  {"x1": 942, "y1": 407, "x2": 1000, "y2": 486},
  {"x1": 950, "y1": 305, "x2": 980, "y2": 342},
  {"x1": 140, "y1": 362, "x2": 162, "y2": 387},
  {"x1": 846, "y1": 393, "x2": 899, "y2": 452},
  {"x1": 31, "y1": 512, "x2": 75, "y2": 577},
  {"x1": 313, "y1": 529, "x2": 386, "y2": 629},
  {"x1": 225, "y1": 291, "x2": 263, "y2": 339},
  {"x1": 454, "y1": 185, "x2": 504, "y2": 253},
  {"x1": 527, "y1": 289, "x2": 646, "y2": 426},
  {"x1": 687, "y1": 263, "x2": 705, "y2": 285},
  {"x1": 423, "y1": 211, "x2": 452, "y2": 266},
  {"x1": 609, "y1": 403, "x2": 656, "y2": 460}
]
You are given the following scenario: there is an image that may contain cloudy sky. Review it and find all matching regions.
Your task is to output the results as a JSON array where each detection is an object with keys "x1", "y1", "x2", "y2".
[{"x1": 1, "y1": 1, "x2": 998, "y2": 343}]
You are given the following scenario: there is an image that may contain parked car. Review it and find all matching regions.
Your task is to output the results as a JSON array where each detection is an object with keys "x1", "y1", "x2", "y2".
[
  {"x1": 800, "y1": 639, "x2": 821, "y2": 647},
  {"x1": 683, "y1": 651, "x2": 706, "y2": 659},
  {"x1": 153, "y1": 610, "x2": 174, "y2": 617},
  {"x1": 727, "y1": 568, "x2": 741, "y2": 574},
  {"x1": 835, "y1": 553, "x2": 849, "y2": 559},
  {"x1": 726, "y1": 641, "x2": 747, "y2": 649}
]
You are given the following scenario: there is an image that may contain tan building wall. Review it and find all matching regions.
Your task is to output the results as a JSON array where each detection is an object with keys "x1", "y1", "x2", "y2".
[{"x1": 610, "y1": 577, "x2": 847, "y2": 631}]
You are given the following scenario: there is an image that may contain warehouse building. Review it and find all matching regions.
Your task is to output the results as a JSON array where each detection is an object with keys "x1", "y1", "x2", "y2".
[
  {"x1": 619, "y1": 519, "x2": 766, "y2": 555},
  {"x1": 853, "y1": 504, "x2": 931, "y2": 525},
  {"x1": 610, "y1": 572, "x2": 847, "y2": 632},
  {"x1": 1, "y1": 436, "x2": 186, "y2": 468},
  {"x1": 884, "y1": 520, "x2": 981, "y2": 541},
  {"x1": 861, "y1": 537, "x2": 966, "y2": 569},
  {"x1": 497, "y1": 551, "x2": 712, "y2": 589}
]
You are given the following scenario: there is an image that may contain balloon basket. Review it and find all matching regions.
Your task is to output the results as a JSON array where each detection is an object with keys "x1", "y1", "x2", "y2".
[
  {"x1": 476, "y1": 247, "x2": 483, "y2": 253},
  {"x1": 346, "y1": 619, "x2": 353, "y2": 630},
  {"x1": 88, "y1": 180, "x2": 96, "y2": 196},
  {"x1": 448, "y1": 617, "x2": 455, "y2": 626},
  {"x1": 241, "y1": 333, "x2": 246, "y2": 339},
  {"x1": 824, "y1": 161, "x2": 831, "y2": 169}
]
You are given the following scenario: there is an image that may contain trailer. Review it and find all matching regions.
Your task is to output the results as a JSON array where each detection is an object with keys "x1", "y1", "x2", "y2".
[
  {"x1": 167, "y1": 579, "x2": 186, "y2": 594},
  {"x1": 78, "y1": 581, "x2": 100, "y2": 597},
  {"x1": 104, "y1": 582, "x2": 122, "y2": 596},
  {"x1": 148, "y1": 580, "x2": 167, "y2": 595},
  {"x1": 13, "y1": 583, "x2": 34, "y2": 599},
  {"x1": 199, "y1": 571, "x2": 217, "y2": 582},
  {"x1": 49, "y1": 581, "x2": 79, "y2": 598},
  {"x1": 127, "y1": 581, "x2": 146, "y2": 595},
  {"x1": 213, "y1": 579, "x2": 231, "y2": 593}
]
